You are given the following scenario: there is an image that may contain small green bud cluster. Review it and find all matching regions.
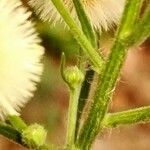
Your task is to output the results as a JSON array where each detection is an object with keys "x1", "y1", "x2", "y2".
[
  {"x1": 64, "y1": 66, "x2": 84, "y2": 89},
  {"x1": 22, "y1": 123, "x2": 47, "y2": 149}
]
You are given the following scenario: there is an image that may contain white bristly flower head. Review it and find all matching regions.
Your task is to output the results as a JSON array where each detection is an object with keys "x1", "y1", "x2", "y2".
[
  {"x1": 29, "y1": 0, "x2": 125, "y2": 30},
  {"x1": 0, "y1": 0, "x2": 44, "y2": 119}
]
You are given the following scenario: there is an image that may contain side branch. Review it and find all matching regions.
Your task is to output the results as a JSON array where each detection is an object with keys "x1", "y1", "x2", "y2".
[{"x1": 103, "y1": 106, "x2": 150, "y2": 128}]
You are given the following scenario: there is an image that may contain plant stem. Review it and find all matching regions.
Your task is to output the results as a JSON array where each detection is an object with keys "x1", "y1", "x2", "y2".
[
  {"x1": 66, "y1": 87, "x2": 82, "y2": 148},
  {"x1": 7, "y1": 115, "x2": 27, "y2": 132},
  {"x1": 75, "y1": 68, "x2": 94, "y2": 139},
  {"x1": 131, "y1": 1, "x2": 150, "y2": 45},
  {"x1": 0, "y1": 122, "x2": 21, "y2": 143},
  {"x1": 72, "y1": 0, "x2": 97, "y2": 48},
  {"x1": 72, "y1": 0, "x2": 99, "y2": 139},
  {"x1": 77, "y1": 41, "x2": 127, "y2": 149},
  {"x1": 77, "y1": 0, "x2": 143, "y2": 149},
  {"x1": 7, "y1": 116, "x2": 52, "y2": 150},
  {"x1": 60, "y1": 53, "x2": 84, "y2": 148},
  {"x1": 102, "y1": 106, "x2": 150, "y2": 128},
  {"x1": 51, "y1": 0, "x2": 104, "y2": 72}
]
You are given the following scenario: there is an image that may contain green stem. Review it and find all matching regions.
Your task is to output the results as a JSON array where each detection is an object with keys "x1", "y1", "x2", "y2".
[
  {"x1": 7, "y1": 115, "x2": 27, "y2": 132},
  {"x1": 60, "y1": 53, "x2": 84, "y2": 148},
  {"x1": 0, "y1": 122, "x2": 51, "y2": 150},
  {"x1": 72, "y1": 0, "x2": 97, "y2": 48},
  {"x1": 0, "y1": 122, "x2": 21, "y2": 143},
  {"x1": 72, "y1": 0, "x2": 99, "y2": 139},
  {"x1": 77, "y1": 42, "x2": 127, "y2": 149},
  {"x1": 131, "y1": 1, "x2": 150, "y2": 45},
  {"x1": 77, "y1": 0, "x2": 143, "y2": 149},
  {"x1": 66, "y1": 87, "x2": 82, "y2": 148},
  {"x1": 51, "y1": 0, "x2": 104, "y2": 72},
  {"x1": 102, "y1": 106, "x2": 150, "y2": 128},
  {"x1": 75, "y1": 68, "x2": 94, "y2": 139}
]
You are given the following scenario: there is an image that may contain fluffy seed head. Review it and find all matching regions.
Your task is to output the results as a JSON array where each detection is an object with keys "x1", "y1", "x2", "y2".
[
  {"x1": 29, "y1": 0, "x2": 125, "y2": 30},
  {"x1": 0, "y1": 0, "x2": 44, "y2": 118}
]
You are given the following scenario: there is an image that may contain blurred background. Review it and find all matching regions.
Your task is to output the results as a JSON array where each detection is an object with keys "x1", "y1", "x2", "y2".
[{"x1": 1, "y1": 1, "x2": 150, "y2": 150}]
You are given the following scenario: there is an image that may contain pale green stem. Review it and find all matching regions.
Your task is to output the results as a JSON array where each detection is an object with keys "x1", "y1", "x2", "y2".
[
  {"x1": 66, "y1": 87, "x2": 82, "y2": 149},
  {"x1": 102, "y1": 106, "x2": 150, "y2": 128},
  {"x1": 51, "y1": 0, "x2": 104, "y2": 72},
  {"x1": 60, "y1": 53, "x2": 83, "y2": 148}
]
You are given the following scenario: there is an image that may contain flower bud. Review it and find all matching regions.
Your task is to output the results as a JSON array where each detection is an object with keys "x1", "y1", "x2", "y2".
[
  {"x1": 64, "y1": 66, "x2": 84, "y2": 89},
  {"x1": 22, "y1": 124, "x2": 47, "y2": 148}
]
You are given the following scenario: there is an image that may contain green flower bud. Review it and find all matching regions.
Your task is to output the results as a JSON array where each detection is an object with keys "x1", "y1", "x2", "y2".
[
  {"x1": 22, "y1": 124, "x2": 47, "y2": 148},
  {"x1": 64, "y1": 66, "x2": 84, "y2": 88}
]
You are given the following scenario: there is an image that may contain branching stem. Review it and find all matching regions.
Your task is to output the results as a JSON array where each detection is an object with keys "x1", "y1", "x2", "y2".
[
  {"x1": 77, "y1": 0, "x2": 143, "y2": 149},
  {"x1": 51, "y1": 0, "x2": 104, "y2": 72}
]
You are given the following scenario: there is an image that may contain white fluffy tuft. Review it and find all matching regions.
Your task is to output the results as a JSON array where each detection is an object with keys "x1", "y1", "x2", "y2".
[
  {"x1": 0, "y1": 0, "x2": 44, "y2": 118},
  {"x1": 29, "y1": 0, "x2": 125, "y2": 30}
]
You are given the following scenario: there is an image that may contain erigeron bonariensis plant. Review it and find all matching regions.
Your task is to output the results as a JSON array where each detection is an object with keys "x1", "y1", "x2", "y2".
[{"x1": 0, "y1": 0, "x2": 150, "y2": 150}]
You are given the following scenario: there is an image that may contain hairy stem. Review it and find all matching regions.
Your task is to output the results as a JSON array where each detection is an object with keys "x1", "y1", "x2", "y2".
[
  {"x1": 131, "y1": 1, "x2": 150, "y2": 45},
  {"x1": 103, "y1": 106, "x2": 150, "y2": 128},
  {"x1": 77, "y1": 41, "x2": 127, "y2": 149},
  {"x1": 77, "y1": 0, "x2": 143, "y2": 149}
]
